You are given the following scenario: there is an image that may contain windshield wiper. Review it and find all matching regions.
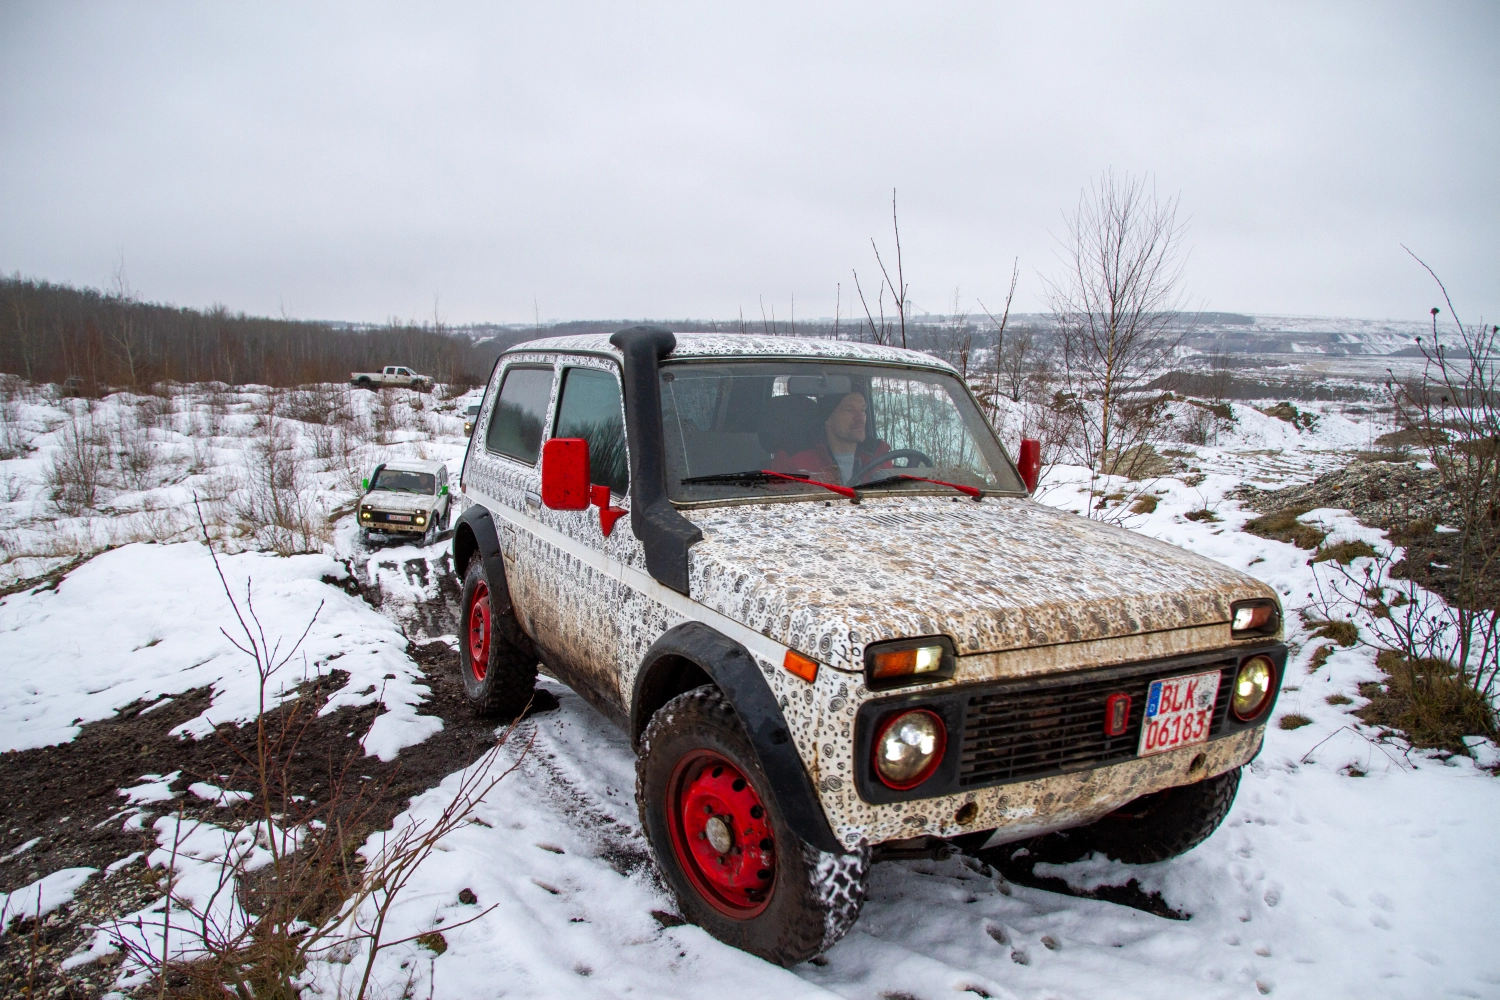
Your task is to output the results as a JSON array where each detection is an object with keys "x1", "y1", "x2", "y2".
[
  {"x1": 680, "y1": 469, "x2": 859, "y2": 500},
  {"x1": 856, "y1": 474, "x2": 983, "y2": 500}
]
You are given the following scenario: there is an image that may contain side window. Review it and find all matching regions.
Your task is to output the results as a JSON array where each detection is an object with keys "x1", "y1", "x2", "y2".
[
  {"x1": 554, "y1": 366, "x2": 629, "y2": 496},
  {"x1": 486, "y1": 366, "x2": 554, "y2": 464}
]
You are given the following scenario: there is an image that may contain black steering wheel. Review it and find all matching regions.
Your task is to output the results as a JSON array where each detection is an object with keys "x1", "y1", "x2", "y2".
[{"x1": 852, "y1": 448, "x2": 934, "y2": 485}]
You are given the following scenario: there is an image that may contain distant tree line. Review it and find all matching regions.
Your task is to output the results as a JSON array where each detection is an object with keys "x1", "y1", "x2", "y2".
[{"x1": 0, "y1": 275, "x2": 524, "y2": 389}]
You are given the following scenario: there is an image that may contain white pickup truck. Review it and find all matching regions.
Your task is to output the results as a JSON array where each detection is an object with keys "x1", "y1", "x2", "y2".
[{"x1": 350, "y1": 366, "x2": 433, "y2": 391}]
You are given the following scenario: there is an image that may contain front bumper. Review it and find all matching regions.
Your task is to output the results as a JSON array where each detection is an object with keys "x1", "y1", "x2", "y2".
[
  {"x1": 846, "y1": 725, "x2": 1263, "y2": 849},
  {"x1": 812, "y1": 642, "x2": 1285, "y2": 850},
  {"x1": 359, "y1": 510, "x2": 432, "y2": 534}
]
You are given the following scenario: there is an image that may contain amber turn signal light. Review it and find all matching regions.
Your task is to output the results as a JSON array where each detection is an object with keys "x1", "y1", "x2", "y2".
[
  {"x1": 1230, "y1": 599, "x2": 1280, "y2": 638},
  {"x1": 783, "y1": 649, "x2": 818, "y2": 683},
  {"x1": 863, "y1": 636, "x2": 956, "y2": 691},
  {"x1": 871, "y1": 645, "x2": 943, "y2": 680}
]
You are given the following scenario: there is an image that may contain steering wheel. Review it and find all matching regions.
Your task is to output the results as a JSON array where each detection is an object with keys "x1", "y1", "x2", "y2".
[{"x1": 852, "y1": 448, "x2": 934, "y2": 485}]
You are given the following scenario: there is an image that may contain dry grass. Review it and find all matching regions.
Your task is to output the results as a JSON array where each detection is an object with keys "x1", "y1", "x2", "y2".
[
  {"x1": 1278, "y1": 714, "x2": 1313, "y2": 730},
  {"x1": 1308, "y1": 645, "x2": 1335, "y2": 672},
  {"x1": 1356, "y1": 650, "x2": 1497, "y2": 754},
  {"x1": 1129, "y1": 494, "x2": 1158, "y2": 515},
  {"x1": 1310, "y1": 540, "x2": 1379, "y2": 565},
  {"x1": 1306, "y1": 618, "x2": 1360, "y2": 647},
  {"x1": 1184, "y1": 508, "x2": 1220, "y2": 523},
  {"x1": 1243, "y1": 506, "x2": 1328, "y2": 550}
]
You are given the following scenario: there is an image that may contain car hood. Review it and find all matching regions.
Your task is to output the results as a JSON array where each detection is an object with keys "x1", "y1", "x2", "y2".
[
  {"x1": 682, "y1": 496, "x2": 1276, "y2": 672},
  {"x1": 360, "y1": 492, "x2": 437, "y2": 512}
]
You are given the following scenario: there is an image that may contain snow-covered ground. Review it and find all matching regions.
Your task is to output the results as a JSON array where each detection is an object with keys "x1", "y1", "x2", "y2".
[{"x1": 2, "y1": 380, "x2": 1498, "y2": 999}]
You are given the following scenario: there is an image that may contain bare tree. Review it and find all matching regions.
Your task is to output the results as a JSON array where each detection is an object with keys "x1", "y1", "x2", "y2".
[
  {"x1": 931, "y1": 288, "x2": 973, "y2": 377},
  {"x1": 1046, "y1": 170, "x2": 1193, "y2": 515},
  {"x1": 979, "y1": 259, "x2": 1024, "y2": 404},
  {"x1": 1204, "y1": 346, "x2": 1233, "y2": 405},
  {"x1": 854, "y1": 189, "x2": 910, "y2": 348},
  {"x1": 108, "y1": 258, "x2": 144, "y2": 389}
]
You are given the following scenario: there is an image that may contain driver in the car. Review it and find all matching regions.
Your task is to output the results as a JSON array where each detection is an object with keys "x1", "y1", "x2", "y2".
[{"x1": 773, "y1": 391, "x2": 891, "y2": 485}]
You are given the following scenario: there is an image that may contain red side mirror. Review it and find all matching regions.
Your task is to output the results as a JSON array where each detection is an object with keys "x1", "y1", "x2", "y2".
[
  {"x1": 1018, "y1": 438, "x2": 1041, "y2": 493},
  {"x1": 541, "y1": 438, "x2": 591, "y2": 510}
]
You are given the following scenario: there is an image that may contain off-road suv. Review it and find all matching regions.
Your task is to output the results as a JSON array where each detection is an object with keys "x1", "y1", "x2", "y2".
[
  {"x1": 358, "y1": 458, "x2": 451, "y2": 545},
  {"x1": 452, "y1": 328, "x2": 1285, "y2": 965}
]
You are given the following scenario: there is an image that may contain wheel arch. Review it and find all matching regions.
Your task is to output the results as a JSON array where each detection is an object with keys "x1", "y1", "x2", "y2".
[
  {"x1": 452, "y1": 503, "x2": 533, "y2": 654},
  {"x1": 632, "y1": 621, "x2": 843, "y2": 854}
]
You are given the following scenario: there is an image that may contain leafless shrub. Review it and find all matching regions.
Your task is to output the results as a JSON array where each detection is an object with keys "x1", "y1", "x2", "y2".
[
  {"x1": 44, "y1": 412, "x2": 111, "y2": 514},
  {"x1": 369, "y1": 391, "x2": 403, "y2": 445},
  {"x1": 285, "y1": 384, "x2": 352, "y2": 426},
  {"x1": 0, "y1": 391, "x2": 29, "y2": 460},
  {"x1": 106, "y1": 509, "x2": 526, "y2": 999},
  {"x1": 1308, "y1": 543, "x2": 1497, "y2": 748},
  {"x1": 229, "y1": 410, "x2": 324, "y2": 555},
  {"x1": 114, "y1": 414, "x2": 161, "y2": 492},
  {"x1": 1370, "y1": 253, "x2": 1499, "y2": 722},
  {"x1": 204, "y1": 385, "x2": 231, "y2": 436}
]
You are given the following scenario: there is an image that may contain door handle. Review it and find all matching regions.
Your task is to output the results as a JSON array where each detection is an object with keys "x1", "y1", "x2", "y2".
[{"x1": 524, "y1": 489, "x2": 541, "y2": 511}]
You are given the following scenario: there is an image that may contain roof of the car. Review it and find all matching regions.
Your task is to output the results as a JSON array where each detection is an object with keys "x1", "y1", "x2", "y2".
[
  {"x1": 502, "y1": 332, "x2": 957, "y2": 372},
  {"x1": 379, "y1": 458, "x2": 445, "y2": 473}
]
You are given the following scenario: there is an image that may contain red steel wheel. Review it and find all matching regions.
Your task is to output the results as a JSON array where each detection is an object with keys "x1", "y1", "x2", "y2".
[
  {"x1": 666, "y1": 750, "x2": 776, "y2": 918},
  {"x1": 468, "y1": 580, "x2": 491, "y2": 682}
]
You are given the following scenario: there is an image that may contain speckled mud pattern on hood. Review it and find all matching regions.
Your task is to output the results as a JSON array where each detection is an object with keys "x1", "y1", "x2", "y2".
[{"x1": 684, "y1": 496, "x2": 1277, "y2": 672}]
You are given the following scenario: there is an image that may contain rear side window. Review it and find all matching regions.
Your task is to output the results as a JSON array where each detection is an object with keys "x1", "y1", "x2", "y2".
[
  {"x1": 486, "y1": 366, "x2": 554, "y2": 464},
  {"x1": 554, "y1": 366, "x2": 629, "y2": 496}
]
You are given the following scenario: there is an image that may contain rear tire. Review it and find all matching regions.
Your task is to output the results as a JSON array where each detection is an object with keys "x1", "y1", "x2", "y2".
[
  {"x1": 637, "y1": 685, "x2": 869, "y2": 966},
  {"x1": 458, "y1": 556, "x2": 536, "y2": 718},
  {"x1": 1076, "y1": 766, "x2": 1242, "y2": 864}
]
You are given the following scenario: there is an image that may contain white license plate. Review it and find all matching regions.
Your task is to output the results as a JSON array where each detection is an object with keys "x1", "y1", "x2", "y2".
[
  {"x1": 386, "y1": 514, "x2": 412, "y2": 523},
  {"x1": 1138, "y1": 669, "x2": 1221, "y2": 757}
]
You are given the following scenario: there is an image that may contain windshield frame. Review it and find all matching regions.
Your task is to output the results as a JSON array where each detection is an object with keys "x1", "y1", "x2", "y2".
[
  {"x1": 660, "y1": 356, "x2": 1029, "y2": 508},
  {"x1": 371, "y1": 468, "x2": 437, "y2": 495}
]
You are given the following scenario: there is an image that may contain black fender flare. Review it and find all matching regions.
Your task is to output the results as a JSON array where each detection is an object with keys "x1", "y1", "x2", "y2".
[
  {"x1": 632, "y1": 621, "x2": 843, "y2": 854},
  {"x1": 451, "y1": 504, "x2": 531, "y2": 651}
]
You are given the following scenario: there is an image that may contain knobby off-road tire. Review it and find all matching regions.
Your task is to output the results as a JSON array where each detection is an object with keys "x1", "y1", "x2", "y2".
[
  {"x1": 1078, "y1": 766, "x2": 1242, "y2": 864},
  {"x1": 458, "y1": 556, "x2": 536, "y2": 718},
  {"x1": 637, "y1": 685, "x2": 870, "y2": 966}
]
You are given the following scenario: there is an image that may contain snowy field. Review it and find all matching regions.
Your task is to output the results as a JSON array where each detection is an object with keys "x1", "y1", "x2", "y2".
[{"x1": 1, "y1": 379, "x2": 1497, "y2": 999}]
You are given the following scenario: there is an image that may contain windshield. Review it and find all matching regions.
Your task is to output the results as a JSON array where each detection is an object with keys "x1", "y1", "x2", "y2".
[
  {"x1": 372, "y1": 469, "x2": 436, "y2": 494},
  {"x1": 661, "y1": 360, "x2": 1024, "y2": 502}
]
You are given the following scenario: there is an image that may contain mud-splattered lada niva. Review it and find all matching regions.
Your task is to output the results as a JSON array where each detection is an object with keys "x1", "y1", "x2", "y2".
[{"x1": 451, "y1": 327, "x2": 1286, "y2": 965}]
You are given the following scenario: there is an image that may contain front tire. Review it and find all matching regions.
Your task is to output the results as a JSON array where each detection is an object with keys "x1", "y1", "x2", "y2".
[
  {"x1": 637, "y1": 686, "x2": 869, "y2": 966},
  {"x1": 459, "y1": 556, "x2": 536, "y2": 718},
  {"x1": 1076, "y1": 766, "x2": 1242, "y2": 864}
]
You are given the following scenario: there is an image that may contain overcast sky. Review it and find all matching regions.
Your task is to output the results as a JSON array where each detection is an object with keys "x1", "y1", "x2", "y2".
[{"x1": 2, "y1": 2, "x2": 1496, "y2": 326}]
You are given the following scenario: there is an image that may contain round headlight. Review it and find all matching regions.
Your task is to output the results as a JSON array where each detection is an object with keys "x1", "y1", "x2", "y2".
[
  {"x1": 872, "y1": 709, "x2": 946, "y2": 790},
  {"x1": 1232, "y1": 655, "x2": 1276, "y2": 721}
]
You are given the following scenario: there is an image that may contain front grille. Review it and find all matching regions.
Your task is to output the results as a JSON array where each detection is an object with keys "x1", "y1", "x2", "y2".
[{"x1": 958, "y1": 658, "x2": 1237, "y2": 788}]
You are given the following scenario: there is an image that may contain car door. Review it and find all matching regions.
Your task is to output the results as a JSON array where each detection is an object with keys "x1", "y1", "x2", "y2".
[
  {"x1": 464, "y1": 357, "x2": 559, "y2": 639},
  {"x1": 523, "y1": 356, "x2": 635, "y2": 717}
]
